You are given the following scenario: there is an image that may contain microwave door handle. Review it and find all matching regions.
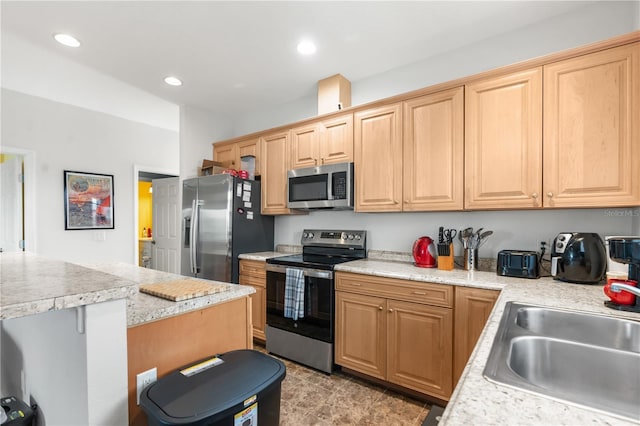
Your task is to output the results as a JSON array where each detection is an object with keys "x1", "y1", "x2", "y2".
[{"x1": 327, "y1": 174, "x2": 333, "y2": 200}]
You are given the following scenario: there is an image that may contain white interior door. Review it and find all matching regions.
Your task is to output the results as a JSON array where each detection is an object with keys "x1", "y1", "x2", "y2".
[
  {"x1": 151, "y1": 177, "x2": 181, "y2": 273},
  {"x1": 0, "y1": 154, "x2": 24, "y2": 252}
]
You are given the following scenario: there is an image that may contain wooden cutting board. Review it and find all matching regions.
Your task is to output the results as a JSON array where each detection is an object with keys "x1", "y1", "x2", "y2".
[{"x1": 139, "y1": 279, "x2": 229, "y2": 301}]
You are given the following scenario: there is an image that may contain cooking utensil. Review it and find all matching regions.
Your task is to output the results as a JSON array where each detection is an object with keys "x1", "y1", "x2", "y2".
[{"x1": 437, "y1": 227, "x2": 450, "y2": 256}]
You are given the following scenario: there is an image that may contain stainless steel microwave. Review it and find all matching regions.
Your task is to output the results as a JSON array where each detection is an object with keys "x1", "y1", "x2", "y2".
[{"x1": 287, "y1": 162, "x2": 354, "y2": 210}]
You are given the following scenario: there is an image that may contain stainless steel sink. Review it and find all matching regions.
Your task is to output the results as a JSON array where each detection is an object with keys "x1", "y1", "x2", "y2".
[
  {"x1": 515, "y1": 306, "x2": 640, "y2": 352},
  {"x1": 484, "y1": 302, "x2": 640, "y2": 421}
]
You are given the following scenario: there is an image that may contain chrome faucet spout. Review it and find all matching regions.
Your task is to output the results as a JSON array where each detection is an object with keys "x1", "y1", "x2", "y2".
[{"x1": 610, "y1": 283, "x2": 640, "y2": 298}]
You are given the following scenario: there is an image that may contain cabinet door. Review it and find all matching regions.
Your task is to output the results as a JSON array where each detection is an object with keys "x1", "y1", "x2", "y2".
[
  {"x1": 403, "y1": 87, "x2": 464, "y2": 211},
  {"x1": 237, "y1": 138, "x2": 261, "y2": 176},
  {"x1": 387, "y1": 300, "x2": 453, "y2": 399},
  {"x1": 320, "y1": 113, "x2": 353, "y2": 165},
  {"x1": 543, "y1": 42, "x2": 640, "y2": 208},
  {"x1": 261, "y1": 131, "x2": 291, "y2": 215},
  {"x1": 453, "y1": 287, "x2": 499, "y2": 385},
  {"x1": 239, "y1": 275, "x2": 266, "y2": 342},
  {"x1": 354, "y1": 103, "x2": 403, "y2": 212},
  {"x1": 213, "y1": 142, "x2": 238, "y2": 168},
  {"x1": 291, "y1": 123, "x2": 321, "y2": 169},
  {"x1": 335, "y1": 291, "x2": 386, "y2": 379},
  {"x1": 465, "y1": 68, "x2": 543, "y2": 209}
]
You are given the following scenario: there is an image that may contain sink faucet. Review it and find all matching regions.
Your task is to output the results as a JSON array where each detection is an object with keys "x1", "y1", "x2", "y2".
[{"x1": 610, "y1": 283, "x2": 640, "y2": 298}]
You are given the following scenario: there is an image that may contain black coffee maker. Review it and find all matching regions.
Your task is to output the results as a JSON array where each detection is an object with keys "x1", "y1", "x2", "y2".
[
  {"x1": 551, "y1": 232, "x2": 606, "y2": 284},
  {"x1": 608, "y1": 237, "x2": 640, "y2": 282},
  {"x1": 605, "y1": 236, "x2": 640, "y2": 312}
]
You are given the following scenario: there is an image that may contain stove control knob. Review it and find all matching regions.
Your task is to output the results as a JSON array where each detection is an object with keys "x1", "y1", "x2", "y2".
[
  {"x1": 355, "y1": 234, "x2": 361, "y2": 240},
  {"x1": 303, "y1": 232, "x2": 308, "y2": 239},
  {"x1": 308, "y1": 232, "x2": 314, "y2": 239},
  {"x1": 347, "y1": 234, "x2": 354, "y2": 240}
]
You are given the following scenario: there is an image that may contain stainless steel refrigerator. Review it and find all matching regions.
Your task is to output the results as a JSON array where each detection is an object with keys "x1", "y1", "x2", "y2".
[{"x1": 181, "y1": 174, "x2": 274, "y2": 283}]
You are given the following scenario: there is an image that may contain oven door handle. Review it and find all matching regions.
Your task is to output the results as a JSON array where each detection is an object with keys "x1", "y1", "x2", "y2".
[{"x1": 265, "y1": 263, "x2": 333, "y2": 280}]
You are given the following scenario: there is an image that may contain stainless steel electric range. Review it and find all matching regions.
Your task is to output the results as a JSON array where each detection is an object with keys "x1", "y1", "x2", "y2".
[{"x1": 265, "y1": 229, "x2": 367, "y2": 373}]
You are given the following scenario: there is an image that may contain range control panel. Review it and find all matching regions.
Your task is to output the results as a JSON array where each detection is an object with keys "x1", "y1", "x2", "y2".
[{"x1": 301, "y1": 229, "x2": 366, "y2": 249}]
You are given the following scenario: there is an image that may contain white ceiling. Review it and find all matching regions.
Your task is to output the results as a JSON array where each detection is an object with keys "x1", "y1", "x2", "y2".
[{"x1": 2, "y1": 1, "x2": 597, "y2": 115}]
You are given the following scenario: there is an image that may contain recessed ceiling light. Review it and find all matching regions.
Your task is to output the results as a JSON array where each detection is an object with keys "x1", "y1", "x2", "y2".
[
  {"x1": 297, "y1": 39, "x2": 317, "y2": 55},
  {"x1": 53, "y1": 33, "x2": 81, "y2": 48},
  {"x1": 164, "y1": 76, "x2": 183, "y2": 86}
]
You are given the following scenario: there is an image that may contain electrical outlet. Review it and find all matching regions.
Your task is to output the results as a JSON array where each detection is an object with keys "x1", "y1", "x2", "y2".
[{"x1": 136, "y1": 367, "x2": 157, "y2": 405}]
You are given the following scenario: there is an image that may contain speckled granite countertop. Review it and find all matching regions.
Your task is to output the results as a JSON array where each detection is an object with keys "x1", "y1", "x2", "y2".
[
  {"x1": 238, "y1": 251, "x2": 285, "y2": 261},
  {"x1": 1, "y1": 252, "x2": 138, "y2": 320},
  {"x1": 83, "y1": 262, "x2": 255, "y2": 326},
  {"x1": 334, "y1": 258, "x2": 640, "y2": 425}
]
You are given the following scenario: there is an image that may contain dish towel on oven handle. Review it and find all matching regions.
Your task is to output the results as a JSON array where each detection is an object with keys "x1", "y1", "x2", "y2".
[{"x1": 284, "y1": 267, "x2": 305, "y2": 321}]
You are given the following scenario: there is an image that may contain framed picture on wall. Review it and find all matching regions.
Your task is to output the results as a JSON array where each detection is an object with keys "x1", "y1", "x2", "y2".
[{"x1": 64, "y1": 170, "x2": 114, "y2": 230}]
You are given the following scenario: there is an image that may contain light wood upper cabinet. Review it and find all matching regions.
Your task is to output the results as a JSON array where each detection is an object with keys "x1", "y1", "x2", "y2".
[
  {"x1": 403, "y1": 87, "x2": 464, "y2": 211},
  {"x1": 290, "y1": 113, "x2": 353, "y2": 169},
  {"x1": 320, "y1": 113, "x2": 353, "y2": 165},
  {"x1": 354, "y1": 103, "x2": 403, "y2": 212},
  {"x1": 261, "y1": 130, "x2": 291, "y2": 215},
  {"x1": 237, "y1": 137, "x2": 261, "y2": 176},
  {"x1": 213, "y1": 142, "x2": 238, "y2": 168},
  {"x1": 453, "y1": 287, "x2": 499, "y2": 386},
  {"x1": 465, "y1": 68, "x2": 543, "y2": 210},
  {"x1": 543, "y1": 42, "x2": 640, "y2": 208},
  {"x1": 291, "y1": 123, "x2": 321, "y2": 169}
]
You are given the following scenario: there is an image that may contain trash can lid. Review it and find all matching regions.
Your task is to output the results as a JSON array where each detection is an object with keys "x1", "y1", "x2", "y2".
[{"x1": 141, "y1": 349, "x2": 286, "y2": 423}]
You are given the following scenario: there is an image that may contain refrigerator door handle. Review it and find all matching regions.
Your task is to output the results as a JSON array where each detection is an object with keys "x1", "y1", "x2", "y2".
[{"x1": 190, "y1": 199, "x2": 200, "y2": 274}]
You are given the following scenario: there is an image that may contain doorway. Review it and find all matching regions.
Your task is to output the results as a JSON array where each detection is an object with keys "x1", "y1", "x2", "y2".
[
  {"x1": 135, "y1": 168, "x2": 179, "y2": 272},
  {"x1": 0, "y1": 147, "x2": 35, "y2": 253}
]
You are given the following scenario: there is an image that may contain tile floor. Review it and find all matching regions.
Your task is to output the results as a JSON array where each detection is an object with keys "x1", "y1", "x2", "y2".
[{"x1": 255, "y1": 345, "x2": 433, "y2": 425}]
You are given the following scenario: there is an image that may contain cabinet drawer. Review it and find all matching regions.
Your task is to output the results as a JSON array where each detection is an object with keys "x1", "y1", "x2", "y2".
[
  {"x1": 239, "y1": 260, "x2": 266, "y2": 279},
  {"x1": 336, "y1": 272, "x2": 453, "y2": 308},
  {"x1": 239, "y1": 274, "x2": 265, "y2": 288}
]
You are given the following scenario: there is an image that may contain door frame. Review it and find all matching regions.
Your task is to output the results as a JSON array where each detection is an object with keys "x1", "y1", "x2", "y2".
[
  {"x1": 1, "y1": 146, "x2": 36, "y2": 252},
  {"x1": 132, "y1": 164, "x2": 178, "y2": 266}
]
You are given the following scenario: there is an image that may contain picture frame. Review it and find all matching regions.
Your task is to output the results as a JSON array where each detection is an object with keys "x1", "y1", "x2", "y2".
[{"x1": 64, "y1": 170, "x2": 114, "y2": 230}]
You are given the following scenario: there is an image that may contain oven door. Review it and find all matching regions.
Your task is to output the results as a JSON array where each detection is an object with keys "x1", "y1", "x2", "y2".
[{"x1": 265, "y1": 264, "x2": 334, "y2": 343}]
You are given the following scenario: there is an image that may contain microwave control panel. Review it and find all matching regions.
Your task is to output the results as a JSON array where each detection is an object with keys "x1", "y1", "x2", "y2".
[{"x1": 332, "y1": 172, "x2": 347, "y2": 199}]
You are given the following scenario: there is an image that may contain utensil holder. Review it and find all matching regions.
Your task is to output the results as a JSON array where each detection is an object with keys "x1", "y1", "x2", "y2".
[
  {"x1": 464, "y1": 248, "x2": 478, "y2": 271},
  {"x1": 438, "y1": 244, "x2": 454, "y2": 271}
]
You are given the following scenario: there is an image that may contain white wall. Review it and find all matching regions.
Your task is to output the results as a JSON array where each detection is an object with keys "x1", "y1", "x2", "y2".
[
  {"x1": 275, "y1": 208, "x2": 636, "y2": 259},
  {"x1": 180, "y1": 105, "x2": 234, "y2": 179},
  {"x1": 1, "y1": 89, "x2": 179, "y2": 263},
  {"x1": 1, "y1": 299, "x2": 128, "y2": 426}
]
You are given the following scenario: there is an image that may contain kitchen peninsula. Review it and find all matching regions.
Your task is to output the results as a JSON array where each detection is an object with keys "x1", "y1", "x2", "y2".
[{"x1": 0, "y1": 253, "x2": 255, "y2": 426}]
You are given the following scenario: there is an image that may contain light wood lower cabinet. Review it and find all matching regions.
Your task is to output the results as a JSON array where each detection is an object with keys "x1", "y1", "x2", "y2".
[
  {"x1": 335, "y1": 272, "x2": 454, "y2": 400},
  {"x1": 453, "y1": 286, "x2": 499, "y2": 386},
  {"x1": 239, "y1": 259, "x2": 267, "y2": 342}
]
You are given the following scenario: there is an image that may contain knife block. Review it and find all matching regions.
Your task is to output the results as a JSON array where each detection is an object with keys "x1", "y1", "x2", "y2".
[{"x1": 438, "y1": 244, "x2": 454, "y2": 271}]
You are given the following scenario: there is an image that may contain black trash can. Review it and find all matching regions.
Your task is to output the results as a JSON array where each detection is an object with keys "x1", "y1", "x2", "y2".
[{"x1": 140, "y1": 349, "x2": 286, "y2": 426}]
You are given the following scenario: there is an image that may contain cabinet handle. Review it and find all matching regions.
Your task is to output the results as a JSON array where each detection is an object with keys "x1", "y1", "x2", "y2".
[
  {"x1": 321, "y1": 158, "x2": 325, "y2": 164},
  {"x1": 412, "y1": 291, "x2": 426, "y2": 295},
  {"x1": 531, "y1": 192, "x2": 538, "y2": 199},
  {"x1": 314, "y1": 159, "x2": 318, "y2": 165},
  {"x1": 394, "y1": 200, "x2": 399, "y2": 204},
  {"x1": 388, "y1": 308, "x2": 394, "y2": 313},
  {"x1": 547, "y1": 192, "x2": 554, "y2": 198},
  {"x1": 378, "y1": 306, "x2": 383, "y2": 311},
  {"x1": 351, "y1": 283, "x2": 362, "y2": 286}
]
